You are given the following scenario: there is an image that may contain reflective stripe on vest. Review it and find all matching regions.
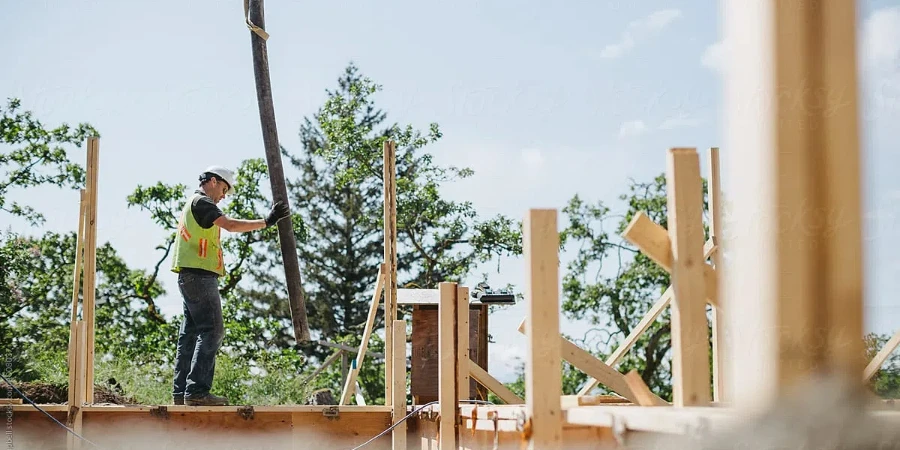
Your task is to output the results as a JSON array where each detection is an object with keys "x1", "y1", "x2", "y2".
[{"x1": 171, "y1": 194, "x2": 225, "y2": 276}]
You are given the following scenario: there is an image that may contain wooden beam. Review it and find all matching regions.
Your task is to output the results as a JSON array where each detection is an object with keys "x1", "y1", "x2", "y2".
[
  {"x1": 666, "y1": 147, "x2": 711, "y2": 407},
  {"x1": 457, "y1": 286, "x2": 470, "y2": 400},
  {"x1": 707, "y1": 147, "x2": 728, "y2": 403},
  {"x1": 622, "y1": 213, "x2": 718, "y2": 307},
  {"x1": 864, "y1": 329, "x2": 900, "y2": 382},
  {"x1": 383, "y1": 140, "x2": 398, "y2": 407},
  {"x1": 391, "y1": 319, "x2": 407, "y2": 450},
  {"x1": 339, "y1": 264, "x2": 385, "y2": 405},
  {"x1": 517, "y1": 319, "x2": 668, "y2": 406},
  {"x1": 523, "y1": 209, "x2": 563, "y2": 449},
  {"x1": 723, "y1": 0, "x2": 865, "y2": 410},
  {"x1": 438, "y1": 282, "x2": 458, "y2": 450},
  {"x1": 624, "y1": 370, "x2": 663, "y2": 407},
  {"x1": 82, "y1": 137, "x2": 99, "y2": 405},
  {"x1": 67, "y1": 190, "x2": 86, "y2": 410},
  {"x1": 468, "y1": 360, "x2": 524, "y2": 405}
]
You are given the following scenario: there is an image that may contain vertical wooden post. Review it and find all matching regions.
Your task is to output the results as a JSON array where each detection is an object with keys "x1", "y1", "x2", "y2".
[
  {"x1": 457, "y1": 286, "x2": 470, "y2": 400},
  {"x1": 723, "y1": 0, "x2": 864, "y2": 410},
  {"x1": 523, "y1": 209, "x2": 562, "y2": 449},
  {"x1": 384, "y1": 140, "x2": 398, "y2": 406},
  {"x1": 67, "y1": 190, "x2": 86, "y2": 410},
  {"x1": 82, "y1": 137, "x2": 99, "y2": 404},
  {"x1": 708, "y1": 147, "x2": 727, "y2": 403},
  {"x1": 392, "y1": 319, "x2": 407, "y2": 450},
  {"x1": 667, "y1": 148, "x2": 711, "y2": 407},
  {"x1": 70, "y1": 320, "x2": 86, "y2": 450},
  {"x1": 438, "y1": 282, "x2": 458, "y2": 450}
]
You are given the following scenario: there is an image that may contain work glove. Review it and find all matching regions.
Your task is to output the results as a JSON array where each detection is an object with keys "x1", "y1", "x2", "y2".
[{"x1": 265, "y1": 201, "x2": 290, "y2": 227}]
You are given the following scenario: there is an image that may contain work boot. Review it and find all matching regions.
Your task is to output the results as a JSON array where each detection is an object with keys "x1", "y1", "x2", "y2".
[{"x1": 185, "y1": 393, "x2": 229, "y2": 406}]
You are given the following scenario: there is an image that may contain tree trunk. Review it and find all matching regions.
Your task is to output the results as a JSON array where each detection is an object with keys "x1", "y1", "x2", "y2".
[{"x1": 247, "y1": 0, "x2": 311, "y2": 343}]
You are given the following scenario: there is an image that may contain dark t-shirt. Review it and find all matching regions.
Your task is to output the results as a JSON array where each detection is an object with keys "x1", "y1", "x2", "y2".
[
  {"x1": 180, "y1": 190, "x2": 224, "y2": 277},
  {"x1": 191, "y1": 190, "x2": 224, "y2": 229}
]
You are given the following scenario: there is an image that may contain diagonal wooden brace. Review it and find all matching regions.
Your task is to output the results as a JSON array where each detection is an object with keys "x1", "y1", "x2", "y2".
[
  {"x1": 518, "y1": 319, "x2": 668, "y2": 406},
  {"x1": 622, "y1": 212, "x2": 718, "y2": 308}
]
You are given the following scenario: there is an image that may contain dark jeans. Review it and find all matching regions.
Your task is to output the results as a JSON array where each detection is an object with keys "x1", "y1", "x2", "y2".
[{"x1": 172, "y1": 271, "x2": 224, "y2": 399}]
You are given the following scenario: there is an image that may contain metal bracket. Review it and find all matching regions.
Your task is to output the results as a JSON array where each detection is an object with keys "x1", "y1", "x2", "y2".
[
  {"x1": 322, "y1": 406, "x2": 340, "y2": 420},
  {"x1": 237, "y1": 406, "x2": 255, "y2": 420},
  {"x1": 150, "y1": 405, "x2": 169, "y2": 420}
]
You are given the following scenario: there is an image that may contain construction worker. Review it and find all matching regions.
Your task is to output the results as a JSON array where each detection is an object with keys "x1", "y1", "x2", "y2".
[{"x1": 170, "y1": 166, "x2": 290, "y2": 406}]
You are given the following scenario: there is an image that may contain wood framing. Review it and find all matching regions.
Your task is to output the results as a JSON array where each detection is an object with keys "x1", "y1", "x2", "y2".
[
  {"x1": 437, "y1": 282, "x2": 459, "y2": 450},
  {"x1": 391, "y1": 319, "x2": 407, "y2": 450},
  {"x1": 523, "y1": 209, "x2": 563, "y2": 449},
  {"x1": 457, "y1": 286, "x2": 470, "y2": 401},
  {"x1": 723, "y1": 0, "x2": 864, "y2": 410},
  {"x1": 666, "y1": 148, "x2": 711, "y2": 407},
  {"x1": 467, "y1": 360, "x2": 524, "y2": 405},
  {"x1": 82, "y1": 137, "x2": 99, "y2": 404},
  {"x1": 383, "y1": 140, "x2": 398, "y2": 407},
  {"x1": 864, "y1": 329, "x2": 900, "y2": 382},
  {"x1": 67, "y1": 189, "x2": 86, "y2": 410}
]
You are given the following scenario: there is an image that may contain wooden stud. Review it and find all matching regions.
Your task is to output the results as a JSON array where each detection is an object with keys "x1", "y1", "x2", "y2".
[
  {"x1": 339, "y1": 264, "x2": 386, "y2": 405},
  {"x1": 82, "y1": 137, "x2": 99, "y2": 404},
  {"x1": 863, "y1": 329, "x2": 900, "y2": 382},
  {"x1": 437, "y1": 282, "x2": 458, "y2": 450},
  {"x1": 707, "y1": 147, "x2": 727, "y2": 403},
  {"x1": 391, "y1": 319, "x2": 407, "y2": 450},
  {"x1": 666, "y1": 148, "x2": 710, "y2": 407},
  {"x1": 457, "y1": 286, "x2": 470, "y2": 400},
  {"x1": 624, "y1": 370, "x2": 663, "y2": 407},
  {"x1": 523, "y1": 209, "x2": 563, "y2": 449},
  {"x1": 383, "y1": 140, "x2": 398, "y2": 407},
  {"x1": 67, "y1": 190, "x2": 86, "y2": 410}
]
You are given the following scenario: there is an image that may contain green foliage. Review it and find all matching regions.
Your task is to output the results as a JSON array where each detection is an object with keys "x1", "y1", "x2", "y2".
[{"x1": 0, "y1": 98, "x2": 98, "y2": 225}]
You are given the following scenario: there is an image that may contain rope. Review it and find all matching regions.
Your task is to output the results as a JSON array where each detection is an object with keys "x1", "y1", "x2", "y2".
[
  {"x1": 350, "y1": 399, "x2": 494, "y2": 450},
  {"x1": 242, "y1": 0, "x2": 270, "y2": 41},
  {"x1": 0, "y1": 373, "x2": 103, "y2": 448}
]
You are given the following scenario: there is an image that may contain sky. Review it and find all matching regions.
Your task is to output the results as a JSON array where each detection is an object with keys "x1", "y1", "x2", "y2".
[{"x1": 4, "y1": 0, "x2": 900, "y2": 384}]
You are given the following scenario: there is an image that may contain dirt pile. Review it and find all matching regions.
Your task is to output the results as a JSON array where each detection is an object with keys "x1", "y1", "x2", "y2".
[{"x1": 8, "y1": 381, "x2": 137, "y2": 405}]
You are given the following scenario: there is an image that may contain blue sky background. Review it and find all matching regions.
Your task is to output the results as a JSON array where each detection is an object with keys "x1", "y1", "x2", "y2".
[{"x1": 4, "y1": 0, "x2": 900, "y2": 382}]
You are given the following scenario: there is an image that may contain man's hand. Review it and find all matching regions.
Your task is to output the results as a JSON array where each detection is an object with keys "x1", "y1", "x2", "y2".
[{"x1": 265, "y1": 201, "x2": 291, "y2": 227}]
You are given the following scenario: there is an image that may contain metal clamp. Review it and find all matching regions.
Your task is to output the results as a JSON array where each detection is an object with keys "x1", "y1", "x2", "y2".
[{"x1": 323, "y1": 406, "x2": 340, "y2": 420}]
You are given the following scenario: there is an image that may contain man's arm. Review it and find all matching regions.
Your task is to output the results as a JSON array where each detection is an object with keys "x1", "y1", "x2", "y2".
[
  {"x1": 212, "y1": 201, "x2": 291, "y2": 233},
  {"x1": 213, "y1": 216, "x2": 267, "y2": 233}
]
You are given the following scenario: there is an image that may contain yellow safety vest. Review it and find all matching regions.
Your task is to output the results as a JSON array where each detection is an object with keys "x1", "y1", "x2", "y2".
[{"x1": 171, "y1": 194, "x2": 225, "y2": 276}]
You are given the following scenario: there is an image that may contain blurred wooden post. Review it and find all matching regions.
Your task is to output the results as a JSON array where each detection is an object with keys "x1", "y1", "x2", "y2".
[
  {"x1": 723, "y1": 0, "x2": 864, "y2": 411},
  {"x1": 708, "y1": 147, "x2": 728, "y2": 403}
]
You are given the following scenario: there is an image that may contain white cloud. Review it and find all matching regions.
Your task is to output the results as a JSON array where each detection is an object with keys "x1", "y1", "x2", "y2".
[
  {"x1": 599, "y1": 8, "x2": 683, "y2": 59},
  {"x1": 659, "y1": 113, "x2": 705, "y2": 130},
  {"x1": 521, "y1": 148, "x2": 544, "y2": 170},
  {"x1": 618, "y1": 120, "x2": 647, "y2": 138},
  {"x1": 861, "y1": 7, "x2": 900, "y2": 71},
  {"x1": 701, "y1": 40, "x2": 727, "y2": 73}
]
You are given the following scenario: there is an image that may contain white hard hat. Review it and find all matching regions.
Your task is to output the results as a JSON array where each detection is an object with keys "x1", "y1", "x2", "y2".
[{"x1": 201, "y1": 166, "x2": 236, "y2": 189}]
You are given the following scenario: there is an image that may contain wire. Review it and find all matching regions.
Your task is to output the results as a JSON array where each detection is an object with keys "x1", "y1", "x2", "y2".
[
  {"x1": 350, "y1": 399, "x2": 495, "y2": 450},
  {"x1": 0, "y1": 373, "x2": 102, "y2": 448}
]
